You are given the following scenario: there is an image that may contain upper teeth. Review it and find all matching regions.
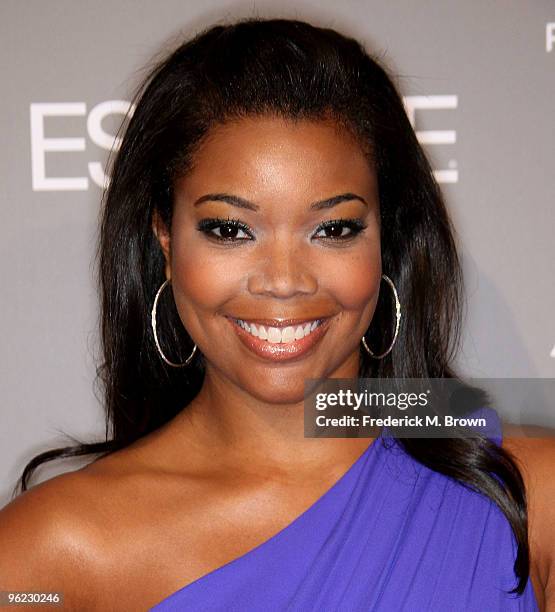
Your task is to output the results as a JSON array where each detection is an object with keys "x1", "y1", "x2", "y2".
[{"x1": 235, "y1": 319, "x2": 321, "y2": 343}]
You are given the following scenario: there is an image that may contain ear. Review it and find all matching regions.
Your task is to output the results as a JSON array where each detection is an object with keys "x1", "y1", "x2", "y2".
[{"x1": 152, "y1": 210, "x2": 171, "y2": 280}]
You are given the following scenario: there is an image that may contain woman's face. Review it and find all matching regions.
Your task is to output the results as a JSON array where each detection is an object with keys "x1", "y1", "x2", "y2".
[{"x1": 154, "y1": 115, "x2": 382, "y2": 404}]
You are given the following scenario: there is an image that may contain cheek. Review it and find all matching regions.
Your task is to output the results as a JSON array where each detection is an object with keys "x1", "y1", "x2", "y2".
[
  {"x1": 320, "y1": 243, "x2": 381, "y2": 310},
  {"x1": 171, "y1": 242, "x2": 240, "y2": 311}
]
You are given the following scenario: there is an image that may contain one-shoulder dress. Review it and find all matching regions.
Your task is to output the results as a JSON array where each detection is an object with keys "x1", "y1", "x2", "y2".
[{"x1": 150, "y1": 407, "x2": 539, "y2": 611}]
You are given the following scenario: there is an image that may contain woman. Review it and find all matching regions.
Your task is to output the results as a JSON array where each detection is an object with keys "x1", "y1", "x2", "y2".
[{"x1": 1, "y1": 17, "x2": 552, "y2": 611}]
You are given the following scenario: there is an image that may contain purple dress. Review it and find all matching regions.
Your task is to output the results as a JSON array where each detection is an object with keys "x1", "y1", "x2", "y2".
[{"x1": 150, "y1": 407, "x2": 539, "y2": 610}]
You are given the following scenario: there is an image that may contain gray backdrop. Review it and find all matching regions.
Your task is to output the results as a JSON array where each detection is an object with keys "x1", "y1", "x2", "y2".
[{"x1": 1, "y1": 1, "x2": 554, "y2": 505}]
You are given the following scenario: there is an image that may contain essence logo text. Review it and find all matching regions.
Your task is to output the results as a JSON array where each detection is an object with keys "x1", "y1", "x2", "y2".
[{"x1": 30, "y1": 95, "x2": 457, "y2": 191}]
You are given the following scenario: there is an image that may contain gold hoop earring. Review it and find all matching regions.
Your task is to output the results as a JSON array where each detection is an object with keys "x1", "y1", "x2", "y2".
[
  {"x1": 151, "y1": 279, "x2": 197, "y2": 367},
  {"x1": 361, "y1": 274, "x2": 401, "y2": 359}
]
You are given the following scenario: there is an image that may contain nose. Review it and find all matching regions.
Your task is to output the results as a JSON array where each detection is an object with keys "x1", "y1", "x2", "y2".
[{"x1": 247, "y1": 238, "x2": 318, "y2": 299}]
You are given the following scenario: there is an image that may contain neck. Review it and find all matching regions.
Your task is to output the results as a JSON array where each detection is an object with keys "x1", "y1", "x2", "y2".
[{"x1": 167, "y1": 352, "x2": 375, "y2": 475}]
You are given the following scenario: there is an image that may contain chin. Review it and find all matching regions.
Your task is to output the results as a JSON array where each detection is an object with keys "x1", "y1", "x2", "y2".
[{"x1": 240, "y1": 378, "x2": 309, "y2": 406}]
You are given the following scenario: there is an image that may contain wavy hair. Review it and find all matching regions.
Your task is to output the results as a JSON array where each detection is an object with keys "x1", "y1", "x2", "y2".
[{"x1": 13, "y1": 17, "x2": 529, "y2": 596}]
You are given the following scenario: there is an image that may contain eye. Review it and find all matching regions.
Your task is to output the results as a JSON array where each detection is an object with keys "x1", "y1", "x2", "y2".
[
  {"x1": 196, "y1": 217, "x2": 254, "y2": 242},
  {"x1": 313, "y1": 218, "x2": 367, "y2": 241}
]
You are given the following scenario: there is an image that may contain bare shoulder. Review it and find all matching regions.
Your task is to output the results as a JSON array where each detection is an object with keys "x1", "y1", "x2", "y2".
[
  {"x1": 501, "y1": 421, "x2": 555, "y2": 609},
  {"x1": 0, "y1": 443, "x2": 207, "y2": 610},
  {"x1": 0, "y1": 467, "x2": 108, "y2": 611}
]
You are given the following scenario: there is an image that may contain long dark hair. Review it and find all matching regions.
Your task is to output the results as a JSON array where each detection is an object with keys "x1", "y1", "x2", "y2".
[{"x1": 13, "y1": 17, "x2": 529, "y2": 596}]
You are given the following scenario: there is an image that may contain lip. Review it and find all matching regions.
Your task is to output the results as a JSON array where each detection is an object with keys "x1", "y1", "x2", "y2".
[{"x1": 225, "y1": 316, "x2": 332, "y2": 362}]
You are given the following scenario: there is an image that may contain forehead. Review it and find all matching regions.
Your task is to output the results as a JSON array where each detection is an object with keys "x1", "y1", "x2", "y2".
[{"x1": 178, "y1": 115, "x2": 376, "y2": 196}]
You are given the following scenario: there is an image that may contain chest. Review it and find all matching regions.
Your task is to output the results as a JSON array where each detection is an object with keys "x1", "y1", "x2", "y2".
[
  {"x1": 85, "y1": 479, "x2": 337, "y2": 610},
  {"x1": 80, "y1": 458, "x2": 546, "y2": 611}
]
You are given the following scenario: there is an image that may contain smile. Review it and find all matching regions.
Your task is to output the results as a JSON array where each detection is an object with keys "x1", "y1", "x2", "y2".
[
  {"x1": 233, "y1": 318, "x2": 324, "y2": 343},
  {"x1": 225, "y1": 315, "x2": 332, "y2": 362}
]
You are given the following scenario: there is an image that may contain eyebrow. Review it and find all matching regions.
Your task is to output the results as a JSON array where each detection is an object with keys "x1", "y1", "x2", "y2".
[{"x1": 193, "y1": 192, "x2": 368, "y2": 211}]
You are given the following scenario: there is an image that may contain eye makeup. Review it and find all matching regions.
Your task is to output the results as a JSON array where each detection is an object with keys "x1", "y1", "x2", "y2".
[{"x1": 195, "y1": 217, "x2": 367, "y2": 244}]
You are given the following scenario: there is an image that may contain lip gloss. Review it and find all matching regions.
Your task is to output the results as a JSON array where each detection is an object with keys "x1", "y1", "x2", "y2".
[{"x1": 226, "y1": 317, "x2": 332, "y2": 363}]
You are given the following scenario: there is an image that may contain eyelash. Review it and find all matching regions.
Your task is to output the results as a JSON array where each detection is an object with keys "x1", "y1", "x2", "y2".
[{"x1": 196, "y1": 217, "x2": 367, "y2": 243}]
